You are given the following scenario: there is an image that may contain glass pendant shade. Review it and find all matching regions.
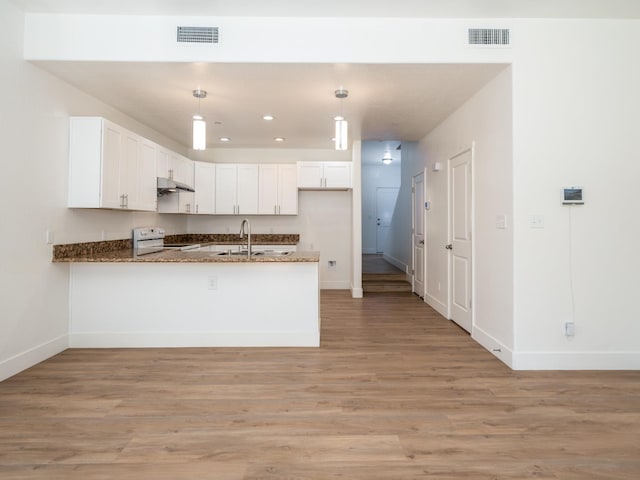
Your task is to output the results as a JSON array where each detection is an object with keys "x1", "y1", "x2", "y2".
[
  {"x1": 193, "y1": 115, "x2": 206, "y2": 150},
  {"x1": 334, "y1": 117, "x2": 348, "y2": 150}
]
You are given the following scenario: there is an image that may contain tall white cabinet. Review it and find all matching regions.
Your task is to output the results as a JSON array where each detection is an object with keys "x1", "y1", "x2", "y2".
[{"x1": 68, "y1": 117, "x2": 157, "y2": 211}]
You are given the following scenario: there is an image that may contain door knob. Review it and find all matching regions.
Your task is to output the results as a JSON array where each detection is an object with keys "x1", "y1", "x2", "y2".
[
  {"x1": 377, "y1": 222, "x2": 380, "y2": 226},
  {"x1": 445, "y1": 244, "x2": 453, "y2": 250},
  {"x1": 418, "y1": 240, "x2": 424, "y2": 245}
]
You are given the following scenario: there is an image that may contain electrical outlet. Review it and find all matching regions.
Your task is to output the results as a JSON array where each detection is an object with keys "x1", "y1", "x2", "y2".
[
  {"x1": 207, "y1": 276, "x2": 218, "y2": 290},
  {"x1": 45, "y1": 230, "x2": 55, "y2": 244},
  {"x1": 565, "y1": 321, "x2": 575, "y2": 337},
  {"x1": 327, "y1": 260, "x2": 337, "y2": 270}
]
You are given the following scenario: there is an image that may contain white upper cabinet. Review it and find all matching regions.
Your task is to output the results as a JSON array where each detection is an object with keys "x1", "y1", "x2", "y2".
[
  {"x1": 157, "y1": 153, "x2": 196, "y2": 214},
  {"x1": 136, "y1": 138, "x2": 159, "y2": 211},
  {"x1": 193, "y1": 161, "x2": 216, "y2": 215},
  {"x1": 259, "y1": 164, "x2": 298, "y2": 215},
  {"x1": 297, "y1": 161, "x2": 352, "y2": 189},
  {"x1": 215, "y1": 164, "x2": 259, "y2": 215},
  {"x1": 68, "y1": 117, "x2": 157, "y2": 211}
]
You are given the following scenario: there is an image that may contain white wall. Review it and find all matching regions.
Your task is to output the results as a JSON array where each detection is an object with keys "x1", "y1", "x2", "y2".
[
  {"x1": 0, "y1": 0, "x2": 187, "y2": 381},
  {"x1": 385, "y1": 142, "x2": 419, "y2": 273},
  {"x1": 187, "y1": 148, "x2": 353, "y2": 289},
  {"x1": 511, "y1": 20, "x2": 640, "y2": 369},
  {"x1": 419, "y1": 67, "x2": 514, "y2": 365}
]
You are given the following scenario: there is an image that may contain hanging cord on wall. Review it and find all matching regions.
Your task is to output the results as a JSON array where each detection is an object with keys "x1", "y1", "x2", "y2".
[{"x1": 567, "y1": 205, "x2": 576, "y2": 339}]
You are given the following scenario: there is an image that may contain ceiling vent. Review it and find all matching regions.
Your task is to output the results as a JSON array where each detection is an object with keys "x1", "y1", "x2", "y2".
[
  {"x1": 468, "y1": 28, "x2": 510, "y2": 46},
  {"x1": 177, "y1": 26, "x2": 219, "y2": 44}
]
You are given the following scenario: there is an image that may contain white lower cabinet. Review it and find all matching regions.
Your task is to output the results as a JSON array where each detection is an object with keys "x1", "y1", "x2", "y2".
[
  {"x1": 259, "y1": 164, "x2": 298, "y2": 215},
  {"x1": 68, "y1": 117, "x2": 157, "y2": 211},
  {"x1": 215, "y1": 164, "x2": 259, "y2": 215}
]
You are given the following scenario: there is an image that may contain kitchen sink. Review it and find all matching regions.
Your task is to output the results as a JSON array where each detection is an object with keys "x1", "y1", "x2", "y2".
[
  {"x1": 212, "y1": 250, "x2": 293, "y2": 257},
  {"x1": 252, "y1": 251, "x2": 293, "y2": 256}
]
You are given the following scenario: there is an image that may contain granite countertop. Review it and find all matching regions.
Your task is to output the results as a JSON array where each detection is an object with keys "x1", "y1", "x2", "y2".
[
  {"x1": 54, "y1": 248, "x2": 319, "y2": 263},
  {"x1": 52, "y1": 234, "x2": 319, "y2": 263}
]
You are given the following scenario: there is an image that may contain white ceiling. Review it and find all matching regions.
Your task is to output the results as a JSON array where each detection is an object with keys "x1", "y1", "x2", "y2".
[
  {"x1": 35, "y1": 61, "x2": 507, "y2": 150},
  {"x1": 17, "y1": 0, "x2": 639, "y2": 151}
]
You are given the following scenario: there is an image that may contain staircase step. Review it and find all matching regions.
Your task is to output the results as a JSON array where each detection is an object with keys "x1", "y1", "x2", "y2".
[
  {"x1": 363, "y1": 280, "x2": 412, "y2": 293},
  {"x1": 363, "y1": 272, "x2": 406, "y2": 282}
]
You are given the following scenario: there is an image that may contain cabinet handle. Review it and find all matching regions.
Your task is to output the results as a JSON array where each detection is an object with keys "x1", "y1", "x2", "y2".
[
  {"x1": 196, "y1": 204, "x2": 199, "y2": 214},
  {"x1": 274, "y1": 205, "x2": 277, "y2": 215},
  {"x1": 125, "y1": 194, "x2": 129, "y2": 208},
  {"x1": 278, "y1": 205, "x2": 281, "y2": 215},
  {"x1": 168, "y1": 169, "x2": 174, "y2": 180},
  {"x1": 186, "y1": 203, "x2": 191, "y2": 213},
  {"x1": 236, "y1": 205, "x2": 240, "y2": 215}
]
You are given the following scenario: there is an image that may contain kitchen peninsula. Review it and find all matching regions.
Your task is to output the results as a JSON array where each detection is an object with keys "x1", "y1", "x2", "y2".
[{"x1": 54, "y1": 234, "x2": 320, "y2": 348}]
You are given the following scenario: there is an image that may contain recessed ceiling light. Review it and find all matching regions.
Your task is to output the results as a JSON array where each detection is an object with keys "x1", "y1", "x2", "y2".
[
  {"x1": 274, "y1": 137, "x2": 285, "y2": 142},
  {"x1": 263, "y1": 115, "x2": 275, "y2": 121},
  {"x1": 219, "y1": 137, "x2": 230, "y2": 142}
]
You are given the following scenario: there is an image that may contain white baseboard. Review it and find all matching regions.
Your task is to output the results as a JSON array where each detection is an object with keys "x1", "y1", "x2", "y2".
[
  {"x1": 320, "y1": 280, "x2": 351, "y2": 290},
  {"x1": 351, "y1": 287, "x2": 363, "y2": 298},
  {"x1": 382, "y1": 253, "x2": 407, "y2": 273},
  {"x1": 425, "y1": 293, "x2": 448, "y2": 318},
  {"x1": 69, "y1": 331, "x2": 319, "y2": 348},
  {"x1": 0, "y1": 334, "x2": 68, "y2": 382},
  {"x1": 512, "y1": 351, "x2": 640, "y2": 370},
  {"x1": 472, "y1": 326, "x2": 513, "y2": 368}
]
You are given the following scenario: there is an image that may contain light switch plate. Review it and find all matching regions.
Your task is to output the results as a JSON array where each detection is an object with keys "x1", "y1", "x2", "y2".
[
  {"x1": 496, "y1": 214, "x2": 507, "y2": 229},
  {"x1": 529, "y1": 215, "x2": 545, "y2": 229}
]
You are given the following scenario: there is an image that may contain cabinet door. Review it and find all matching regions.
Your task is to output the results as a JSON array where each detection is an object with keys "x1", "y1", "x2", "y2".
[
  {"x1": 278, "y1": 164, "x2": 298, "y2": 215},
  {"x1": 215, "y1": 164, "x2": 237, "y2": 214},
  {"x1": 176, "y1": 155, "x2": 194, "y2": 187},
  {"x1": 324, "y1": 162, "x2": 352, "y2": 189},
  {"x1": 297, "y1": 162, "x2": 324, "y2": 189},
  {"x1": 156, "y1": 147, "x2": 169, "y2": 178},
  {"x1": 259, "y1": 164, "x2": 279, "y2": 215},
  {"x1": 138, "y1": 140, "x2": 158, "y2": 211},
  {"x1": 194, "y1": 161, "x2": 215, "y2": 214},
  {"x1": 236, "y1": 164, "x2": 259, "y2": 215},
  {"x1": 101, "y1": 122, "x2": 123, "y2": 209},
  {"x1": 121, "y1": 132, "x2": 140, "y2": 209}
]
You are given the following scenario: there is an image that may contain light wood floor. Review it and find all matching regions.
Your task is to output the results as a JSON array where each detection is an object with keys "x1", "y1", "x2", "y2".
[{"x1": 1, "y1": 291, "x2": 639, "y2": 479}]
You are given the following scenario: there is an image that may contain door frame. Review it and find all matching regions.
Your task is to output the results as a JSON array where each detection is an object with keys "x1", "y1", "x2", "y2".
[
  {"x1": 447, "y1": 144, "x2": 475, "y2": 328},
  {"x1": 412, "y1": 168, "x2": 427, "y2": 298}
]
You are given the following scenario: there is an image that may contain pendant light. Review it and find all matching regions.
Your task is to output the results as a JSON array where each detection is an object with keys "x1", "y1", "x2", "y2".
[
  {"x1": 334, "y1": 88, "x2": 348, "y2": 150},
  {"x1": 192, "y1": 89, "x2": 207, "y2": 150}
]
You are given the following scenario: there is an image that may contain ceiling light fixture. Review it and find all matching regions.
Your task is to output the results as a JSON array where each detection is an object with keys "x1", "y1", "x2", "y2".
[
  {"x1": 192, "y1": 89, "x2": 207, "y2": 150},
  {"x1": 263, "y1": 115, "x2": 275, "y2": 121},
  {"x1": 334, "y1": 88, "x2": 349, "y2": 151},
  {"x1": 219, "y1": 137, "x2": 230, "y2": 142},
  {"x1": 382, "y1": 152, "x2": 393, "y2": 165},
  {"x1": 274, "y1": 137, "x2": 285, "y2": 142}
]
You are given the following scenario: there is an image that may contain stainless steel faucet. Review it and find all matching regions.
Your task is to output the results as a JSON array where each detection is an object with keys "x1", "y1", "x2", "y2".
[{"x1": 239, "y1": 218, "x2": 252, "y2": 257}]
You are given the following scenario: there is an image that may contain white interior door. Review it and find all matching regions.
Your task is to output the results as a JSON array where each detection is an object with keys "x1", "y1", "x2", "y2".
[
  {"x1": 448, "y1": 149, "x2": 473, "y2": 332},
  {"x1": 375, "y1": 187, "x2": 399, "y2": 253},
  {"x1": 412, "y1": 172, "x2": 425, "y2": 297}
]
